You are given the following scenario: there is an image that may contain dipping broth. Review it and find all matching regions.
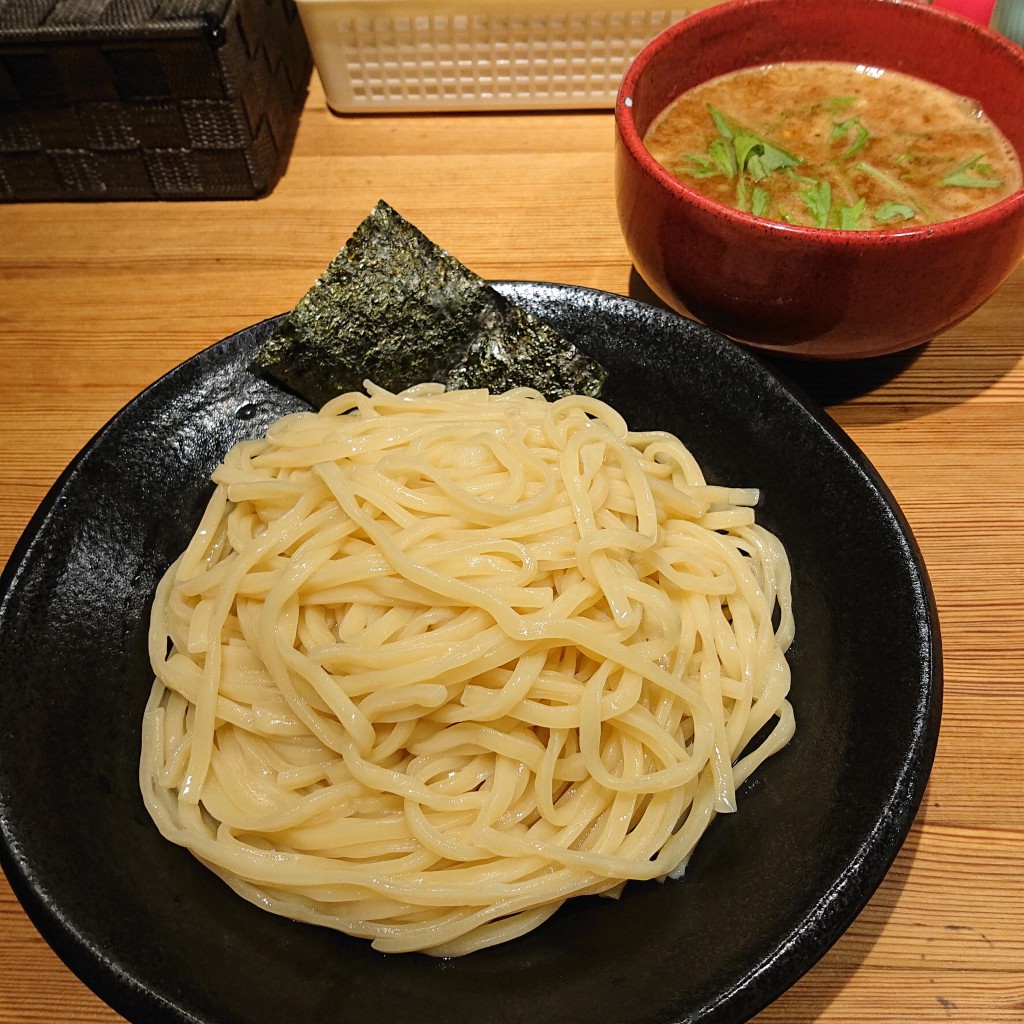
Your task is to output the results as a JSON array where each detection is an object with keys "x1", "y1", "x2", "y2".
[{"x1": 644, "y1": 61, "x2": 1022, "y2": 230}]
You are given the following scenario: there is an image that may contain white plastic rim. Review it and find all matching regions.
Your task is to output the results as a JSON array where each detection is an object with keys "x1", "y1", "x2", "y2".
[{"x1": 296, "y1": 0, "x2": 723, "y2": 112}]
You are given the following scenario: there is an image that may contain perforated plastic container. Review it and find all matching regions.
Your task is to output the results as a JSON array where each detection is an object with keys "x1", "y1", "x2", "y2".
[{"x1": 296, "y1": 0, "x2": 725, "y2": 113}]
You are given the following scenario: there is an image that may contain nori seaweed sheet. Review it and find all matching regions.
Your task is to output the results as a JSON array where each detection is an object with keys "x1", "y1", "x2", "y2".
[{"x1": 255, "y1": 200, "x2": 607, "y2": 408}]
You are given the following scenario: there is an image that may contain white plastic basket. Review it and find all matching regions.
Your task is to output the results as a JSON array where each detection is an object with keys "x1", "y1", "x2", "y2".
[{"x1": 296, "y1": 0, "x2": 724, "y2": 113}]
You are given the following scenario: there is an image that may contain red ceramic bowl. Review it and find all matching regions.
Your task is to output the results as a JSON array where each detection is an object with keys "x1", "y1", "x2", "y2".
[{"x1": 615, "y1": 0, "x2": 1024, "y2": 359}]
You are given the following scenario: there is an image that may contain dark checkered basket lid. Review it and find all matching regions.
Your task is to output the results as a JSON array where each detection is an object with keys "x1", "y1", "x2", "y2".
[{"x1": 0, "y1": 0, "x2": 313, "y2": 200}]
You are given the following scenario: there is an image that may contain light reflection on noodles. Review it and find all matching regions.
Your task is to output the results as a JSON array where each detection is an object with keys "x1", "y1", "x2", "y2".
[{"x1": 140, "y1": 382, "x2": 795, "y2": 956}]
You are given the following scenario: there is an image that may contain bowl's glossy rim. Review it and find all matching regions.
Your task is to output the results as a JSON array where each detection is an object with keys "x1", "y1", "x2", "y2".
[{"x1": 615, "y1": 0, "x2": 1024, "y2": 246}]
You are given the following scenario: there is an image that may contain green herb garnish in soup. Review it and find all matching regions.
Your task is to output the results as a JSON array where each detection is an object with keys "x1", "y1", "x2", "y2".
[{"x1": 643, "y1": 61, "x2": 1022, "y2": 230}]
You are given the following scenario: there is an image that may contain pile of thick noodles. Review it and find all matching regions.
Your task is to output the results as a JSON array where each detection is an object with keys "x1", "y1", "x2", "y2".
[{"x1": 140, "y1": 383, "x2": 795, "y2": 956}]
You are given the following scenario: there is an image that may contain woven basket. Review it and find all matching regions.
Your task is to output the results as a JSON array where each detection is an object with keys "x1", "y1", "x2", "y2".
[{"x1": 0, "y1": 0, "x2": 312, "y2": 200}]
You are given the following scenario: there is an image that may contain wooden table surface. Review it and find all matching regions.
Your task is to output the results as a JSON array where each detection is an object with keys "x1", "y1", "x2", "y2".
[{"x1": 1, "y1": 74, "x2": 1022, "y2": 1024}]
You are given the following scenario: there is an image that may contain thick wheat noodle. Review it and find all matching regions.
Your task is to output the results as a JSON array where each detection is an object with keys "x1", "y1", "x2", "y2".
[{"x1": 140, "y1": 381, "x2": 795, "y2": 956}]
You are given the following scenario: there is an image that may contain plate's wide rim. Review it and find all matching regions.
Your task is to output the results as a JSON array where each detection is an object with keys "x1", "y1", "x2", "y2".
[{"x1": 0, "y1": 281, "x2": 942, "y2": 1024}]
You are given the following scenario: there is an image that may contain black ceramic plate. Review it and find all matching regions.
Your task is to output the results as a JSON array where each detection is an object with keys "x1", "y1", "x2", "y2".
[{"x1": 0, "y1": 283, "x2": 940, "y2": 1024}]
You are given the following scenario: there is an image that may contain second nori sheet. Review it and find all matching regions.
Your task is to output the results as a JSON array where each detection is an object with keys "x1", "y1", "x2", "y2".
[{"x1": 255, "y1": 201, "x2": 607, "y2": 408}]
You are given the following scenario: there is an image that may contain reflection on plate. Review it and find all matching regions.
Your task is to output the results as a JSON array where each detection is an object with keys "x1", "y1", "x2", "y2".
[{"x1": 0, "y1": 283, "x2": 940, "y2": 1024}]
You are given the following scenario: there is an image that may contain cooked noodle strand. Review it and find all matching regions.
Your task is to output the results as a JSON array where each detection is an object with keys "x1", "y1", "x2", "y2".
[{"x1": 140, "y1": 383, "x2": 794, "y2": 955}]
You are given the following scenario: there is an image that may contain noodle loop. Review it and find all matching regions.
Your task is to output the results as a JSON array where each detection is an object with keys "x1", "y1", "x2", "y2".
[{"x1": 140, "y1": 383, "x2": 794, "y2": 956}]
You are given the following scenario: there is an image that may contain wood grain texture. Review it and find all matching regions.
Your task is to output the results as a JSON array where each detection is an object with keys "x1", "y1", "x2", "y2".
[{"x1": 1, "y1": 74, "x2": 1022, "y2": 1024}]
